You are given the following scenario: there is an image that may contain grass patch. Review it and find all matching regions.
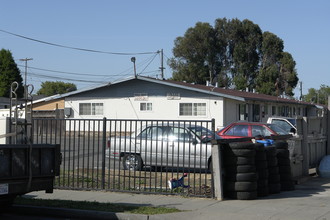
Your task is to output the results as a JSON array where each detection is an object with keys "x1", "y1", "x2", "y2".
[{"x1": 14, "y1": 197, "x2": 180, "y2": 215}]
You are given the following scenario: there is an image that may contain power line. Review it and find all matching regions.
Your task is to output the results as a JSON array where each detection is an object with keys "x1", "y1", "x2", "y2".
[
  {"x1": 0, "y1": 29, "x2": 158, "y2": 55},
  {"x1": 16, "y1": 53, "x2": 160, "y2": 79},
  {"x1": 18, "y1": 64, "x2": 111, "y2": 77},
  {"x1": 28, "y1": 71, "x2": 108, "y2": 83}
]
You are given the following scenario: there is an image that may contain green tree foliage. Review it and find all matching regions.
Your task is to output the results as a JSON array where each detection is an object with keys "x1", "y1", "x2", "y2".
[
  {"x1": 0, "y1": 49, "x2": 24, "y2": 97},
  {"x1": 37, "y1": 81, "x2": 77, "y2": 96},
  {"x1": 169, "y1": 18, "x2": 299, "y2": 97},
  {"x1": 303, "y1": 85, "x2": 330, "y2": 106},
  {"x1": 256, "y1": 32, "x2": 298, "y2": 96},
  {"x1": 169, "y1": 22, "x2": 215, "y2": 84}
]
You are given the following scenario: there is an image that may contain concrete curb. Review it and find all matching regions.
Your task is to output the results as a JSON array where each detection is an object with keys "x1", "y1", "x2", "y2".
[{"x1": 10, "y1": 204, "x2": 149, "y2": 220}]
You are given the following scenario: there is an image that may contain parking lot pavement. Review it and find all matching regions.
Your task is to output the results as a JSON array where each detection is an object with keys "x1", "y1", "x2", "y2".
[{"x1": 23, "y1": 176, "x2": 330, "y2": 220}]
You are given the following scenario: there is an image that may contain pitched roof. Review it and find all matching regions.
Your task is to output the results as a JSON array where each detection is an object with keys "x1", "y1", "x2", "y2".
[
  {"x1": 164, "y1": 79, "x2": 314, "y2": 106},
  {"x1": 30, "y1": 76, "x2": 317, "y2": 107}
]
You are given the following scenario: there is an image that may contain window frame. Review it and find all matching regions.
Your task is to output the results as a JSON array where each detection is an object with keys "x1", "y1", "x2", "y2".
[
  {"x1": 140, "y1": 102, "x2": 153, "y2": 112},
  {"x1": 179, "y1": 103, "x2": 206, "y2": 116},
  {"x1": 79, "y1": 102, "x2": 104, "y2": 115}
]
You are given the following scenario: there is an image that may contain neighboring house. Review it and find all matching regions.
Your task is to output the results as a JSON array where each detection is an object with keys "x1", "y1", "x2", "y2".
[
  {"x1": 0, "y1": 97, "x2": 10, "y2": 109},
  {"x1": 53, "y1": 76, "x2": 321, "y2": 130},
  {"x1": 32, "y1": 94, "x2": 65, "y2": 118}
]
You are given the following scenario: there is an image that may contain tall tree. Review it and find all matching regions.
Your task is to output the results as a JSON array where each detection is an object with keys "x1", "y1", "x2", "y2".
[
  {"x1": 227, "y1": 19, "x2": 262, "y2": 90},
  {"x1": 169, "y1": 18, "x2": 299, "y2": 97},
  {"x1": 169, "y1": 22, "x2": 216, "y2": 84},
  {"x1": 0, "y1": 49, "x2": 24, "y2": 97},
  {"x1": 279, "y1": 52, "x2": 299, "y2": 96},
  {"x1": 303, "y1": 85, "x2": 330, "y2": 105},
  {"x1": 255, "y1": 32, "x2": 298, "y2": 96},
  {"x1": 37, "y1": 81, "x2": 77, "y2": 96}
]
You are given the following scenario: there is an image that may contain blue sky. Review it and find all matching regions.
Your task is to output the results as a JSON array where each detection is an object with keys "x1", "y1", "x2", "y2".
[{"x1": 1, "y1": 0, "x2": 329, "y2": 97}]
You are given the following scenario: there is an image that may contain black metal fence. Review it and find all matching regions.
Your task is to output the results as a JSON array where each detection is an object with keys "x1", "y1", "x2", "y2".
[{"x1": 32, "y1": 118, "x2": 215, "y2": 198}]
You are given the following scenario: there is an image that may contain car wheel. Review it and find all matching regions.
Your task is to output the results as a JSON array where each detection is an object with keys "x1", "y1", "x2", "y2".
[{"x1": 122, "y1": 154, "x2": 143, "y2": 171}]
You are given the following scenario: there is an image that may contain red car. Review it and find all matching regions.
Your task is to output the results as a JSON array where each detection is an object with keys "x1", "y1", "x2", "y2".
[{"x1": 217, "y1": 121, "x2": 288, "y2": 139}]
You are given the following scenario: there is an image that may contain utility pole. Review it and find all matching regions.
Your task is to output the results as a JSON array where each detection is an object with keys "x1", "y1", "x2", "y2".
[
  {"x1": 299, "y1": 81, "x2": 303, "y2": 101},
  {"x1": 19, "y1": 58, "x2": 33, "y2": 98},
  {"x1": 159, "y1": 49, "x2": 165, "y2": 79}
]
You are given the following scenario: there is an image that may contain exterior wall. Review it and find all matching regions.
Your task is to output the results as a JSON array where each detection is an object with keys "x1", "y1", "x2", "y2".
[
  {"x1": 222, "y1": 99, "x2": 241, "y2": 128},
  {"x1": 65, "y1": 79, "x2": 225, "y2": 129},
  {"x1": 61, "y1": 79, "x2": 322, "y2": 132},
  {"x1": 33, "y1": 99, "x2": 65, "y2": 111}
]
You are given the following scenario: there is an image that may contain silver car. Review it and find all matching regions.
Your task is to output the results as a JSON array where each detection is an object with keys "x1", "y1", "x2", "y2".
[{"x1": 106, "y1": 124, "x2": 220, "y2": 171}]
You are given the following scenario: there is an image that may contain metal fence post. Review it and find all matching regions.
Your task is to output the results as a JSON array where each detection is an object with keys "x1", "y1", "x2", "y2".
[
  {"x1": 211, "y1": 140, "x2": 223, "y2": 200},
  {"x1": 101, "y1": 117, "x2": 107, "y2": 189},
  {"x1": 302, "y1": 117, "x2": 309, "y2": 176}
]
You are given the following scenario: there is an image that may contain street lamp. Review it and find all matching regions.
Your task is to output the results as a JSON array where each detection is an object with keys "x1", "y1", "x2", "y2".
[{"x1": 131, "y1": 57, "x2": 136, "y2": 78}]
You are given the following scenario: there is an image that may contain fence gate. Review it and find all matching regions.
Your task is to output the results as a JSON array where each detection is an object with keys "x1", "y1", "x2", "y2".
[{"x1": 33, "y1": 118, "x2": 215, "y2": 198}]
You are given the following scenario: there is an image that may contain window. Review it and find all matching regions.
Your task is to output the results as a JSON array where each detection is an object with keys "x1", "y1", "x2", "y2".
[
  {"x1": 225, "y1": 125, "x2": 248, "y2": 136},
  {"x1": 138, "y1": 126, "x2": 165, "y2": 141},
  {"x1": 272, "y1": 106, "x2": 276, "y2": 115},
  {"x1": 171, "y1": 127, "x2": 193, "y2": 142},
  {"x1": 271, "y1": 119, "x2": 292, "y2": 133},
  {"x1": 179, "y1": 103, "x2": 206, "y2": 116},
  {"x1": 140, "y1": 102, "x2": 152, "y2": 111},
  {"x1": 239, "y1": 104, "x2": 246, "y2": 120},
  {"x1": 79, "y1": 103, "x2": 103, "y2": 115},
  {"x1": 251, "y1": 125, "x2": 272, "y2": 137}
]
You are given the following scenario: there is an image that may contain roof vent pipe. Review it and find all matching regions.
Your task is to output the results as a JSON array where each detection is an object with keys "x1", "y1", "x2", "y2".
[
  {"x1": 206, "y1": 81, "x2": 210, "y2": 86},
  {"x1": 215, "y1": 82, "x2": 218, "y2": 87}
]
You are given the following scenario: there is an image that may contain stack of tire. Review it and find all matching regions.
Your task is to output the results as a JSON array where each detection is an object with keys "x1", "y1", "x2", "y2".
[
  {"x1": 275, "y1": 141, "x2": 295, "y2": 191},
  {"x1": 223, "y1": 142, "x2": 258, "y2": 200},
  {"x1": 265, "y1": 145, "x2": 281, "y2": 194},
  {"x1": 254, "y1": 143, "x2": 269, "y2": 197}
]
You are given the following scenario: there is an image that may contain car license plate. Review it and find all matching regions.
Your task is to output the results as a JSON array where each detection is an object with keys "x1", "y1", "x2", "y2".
[{"x1": 0, "y1": 183, "x2": 9, "y2": 195}]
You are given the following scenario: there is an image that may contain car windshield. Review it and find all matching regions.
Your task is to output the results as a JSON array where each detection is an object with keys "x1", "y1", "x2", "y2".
[
  {"x1": 267, "y1": 124, "x2": 288, "y2": 135},
  {"x1": 287, "y1": 118, "x2": 297, "y2": 127},
  {"x1": 188, "y1": 126, "x2": 221, "y2": 140}
]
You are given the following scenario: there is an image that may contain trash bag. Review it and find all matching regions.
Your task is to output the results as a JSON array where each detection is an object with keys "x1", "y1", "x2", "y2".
[{"x1": 318, "y1": 155, "x2": 330, "y2": 178}]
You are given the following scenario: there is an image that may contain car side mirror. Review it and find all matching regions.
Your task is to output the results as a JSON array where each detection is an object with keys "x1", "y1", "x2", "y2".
[{"x1": 290, "y1": 128, "x2": 296, "y2": 134}]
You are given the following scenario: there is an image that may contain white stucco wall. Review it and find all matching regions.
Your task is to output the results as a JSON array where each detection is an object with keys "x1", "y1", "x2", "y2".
[{"x1": 65, "y1": 95, "x2": 225, "y2": 130}]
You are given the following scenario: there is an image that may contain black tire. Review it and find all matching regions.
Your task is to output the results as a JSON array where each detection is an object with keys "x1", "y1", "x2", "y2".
[
  {"x1": 256, "y1": 160, "x2": 268, "y2": 169},
  {"x1": 255, "y1": 152, "x2": 267, "y2": 161},
  {"x1": 268, "y1": 166, "x2": 279, "y2": 175},
  {"x1": 257, "y1": 169, "x2": 269, "y2": 179},
  {"x1": 269, "y1": 174, "x2": 281, "y2": 183},
  {"x1": 255, "y1": 143, "x2": 265, "y2": 151},
  {"x1": 225, "y1": 172, "x2": 258, "y2": 182},
  {"x1": 279, "y1": 172, "x2": 293, "y2": 180},
  {"x1": 281, "y1": 181, "x2": 295, "y2": 191},
  {"x1": 269, "y1": 183, "x2": 281, "y2": 194},
  {"x1": 275, "y1": 141, "x2": 289, "y2": 150},
  {"x1": 265, "y1": 146, "x2": 277, "y2": 156},
  {"x1": 225, "y1": 165, "x2": 256, "y2": 173},
  {"x1": 224, "y1": 156, "x2": 255, "y2": 166},
  {"x1": 224, "y1": 181, "x2": 258, "y2": 192},
  {"x1": 267, "y1": 157, "x2": 278, "y2": 167},
  {"x1": 257, "y1": 187, "x2": 269, "y2": 197},
  {"x1": 276, "y1": 149, "x2": 290, "y2": 158},
  {"x1": 225, "y1": 191, "x2": 258, "y2": 200},
  {"x1": 229, "y1": 142, "x2": 256, "y2": 150},
  {"x1": 229, "y1": 149, "x2": 256, "y2": 157},
  {"x1": 122, "y1": 154, "x2": 143, "y2": 171},
  {"x1": 277, "y1": 158, "x2": 291, "y2": 166},
  {"x1": 278, "y1": 166, "x2": 291, "y2": 174},
  {"x1": 257, "y1": 179, "x2": 268, "y2": 188}
]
